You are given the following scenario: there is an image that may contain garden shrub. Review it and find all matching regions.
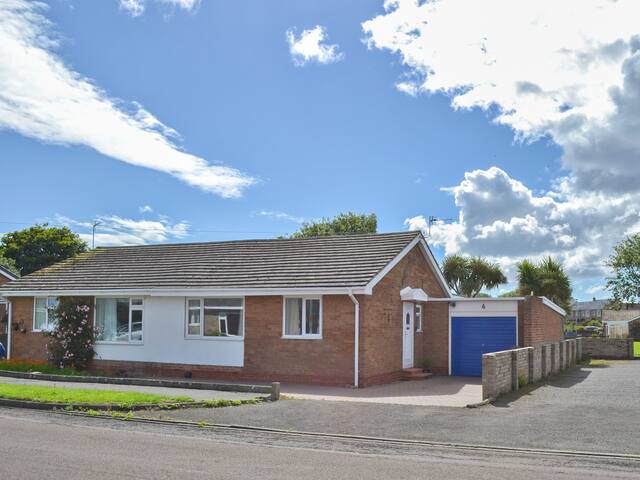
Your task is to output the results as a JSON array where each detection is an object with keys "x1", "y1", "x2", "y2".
[{"x1": 46, "y1": 298, "x2": 97, "y2": 371}]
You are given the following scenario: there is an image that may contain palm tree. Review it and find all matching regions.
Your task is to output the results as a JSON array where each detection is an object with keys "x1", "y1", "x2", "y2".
[
  {"x1": 516, "y1": 257, "x2": 572, "y2": 311},
  {"x1": 442, "y1": 255, "x2": 507, "y2": 297}
]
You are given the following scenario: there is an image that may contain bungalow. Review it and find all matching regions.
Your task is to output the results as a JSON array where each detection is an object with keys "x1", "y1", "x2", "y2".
[{"x1": 0, "y1": 232, "x2": 565, "y2": 386}]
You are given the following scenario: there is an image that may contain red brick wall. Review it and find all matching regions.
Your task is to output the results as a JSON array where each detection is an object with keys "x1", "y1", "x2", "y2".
[
  {"x1": 518, "y1": 297, "x2": 564, "y2": 346},
  {"x1": 359, "y1": 245, "x2": 448, "y2": 384},
  {"x1": 7, "y1": 296, "x2": 48, "y2": 361}
]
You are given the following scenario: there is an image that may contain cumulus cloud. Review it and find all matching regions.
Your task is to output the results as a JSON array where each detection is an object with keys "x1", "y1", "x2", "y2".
[
  {"x1": 363, "y1": 0, "x2": 640, "y2": 195},
  {"x1": 405, "y1": 167, "x2": 640, "y2": 280},
  {"x1": 138, "y1": 205, "x2": 154, "y2": 214},
  {"x1": 0, "y1": 1, "x2": 254, "y2": 198},
  {"x1": 119, "y1": 0, "x2": 200, "y2": 17},
  {"x1": 56, "y1": 214, "x2": 189, "y2": 247},
  {"x1": 286, "y1": 26, "x2": 343, "y2": 66}
]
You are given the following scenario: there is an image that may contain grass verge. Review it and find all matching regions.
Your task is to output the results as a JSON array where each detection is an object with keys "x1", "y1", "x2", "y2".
[
  {"x1": 579, "y1": 358, "x2": 610, "y2": 367},
  {"x1": 0, "y1": 383, "x2": 193, "y2": 408}
]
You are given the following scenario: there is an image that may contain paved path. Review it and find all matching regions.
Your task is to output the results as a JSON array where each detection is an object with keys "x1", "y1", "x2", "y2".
[
  {"x1": 139, "y1": 361, "x2": 640, "y2": 454},
  {"x1": 1, "y1": 408, "x2": 638, "y2": 479},
  {"x1": 282, "y1": 376, "x2": 482, "y2": 407},
  {"x1": 0, "y1": 376, "x2": 263, "y2": 401}
]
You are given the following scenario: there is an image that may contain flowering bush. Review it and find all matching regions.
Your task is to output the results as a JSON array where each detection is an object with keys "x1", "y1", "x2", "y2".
[{"x1": 46, "y1": 298, "x2": 97, "y2": 371}]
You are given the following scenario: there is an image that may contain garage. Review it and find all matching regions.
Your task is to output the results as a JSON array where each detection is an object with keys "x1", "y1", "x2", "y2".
[{"x1": 449, "y1": 300, "x2": 518, "y2": 377}]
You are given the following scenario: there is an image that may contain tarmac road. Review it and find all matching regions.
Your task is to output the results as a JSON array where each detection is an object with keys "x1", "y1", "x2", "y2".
[{"x1": 0, "y1": 407, "x2": 638, "y2": 480}]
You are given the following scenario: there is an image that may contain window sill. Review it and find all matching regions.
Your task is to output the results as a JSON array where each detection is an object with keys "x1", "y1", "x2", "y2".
[
  {"x1": 281, "y1": 335, "x2": 323, "y2": 340},
  {"x1": 184, "y1": 336, "x2": 244, "y2": 342},
  {"x1": 95, "y1": 341, "x2": 144, "y2": 346}
]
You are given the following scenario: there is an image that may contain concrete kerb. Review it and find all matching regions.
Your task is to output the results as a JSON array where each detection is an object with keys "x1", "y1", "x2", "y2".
[{"x1": 0, "y1": 370, "x2": 279, "y2": 399}]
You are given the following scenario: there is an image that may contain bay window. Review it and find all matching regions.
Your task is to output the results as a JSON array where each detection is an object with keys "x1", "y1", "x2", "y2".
[
  {"x1": 33, "y1": 297, "x2": 59, "y2": 332},
  {"x1": 283, "y1": 296, "x2": 322, "y2": 338},
  {"x1": 95, "y1": 298, "x2": 144, "y2": 343},
  {"x1": 186, "y1": 298, "x2": 244, "y2": 338}
]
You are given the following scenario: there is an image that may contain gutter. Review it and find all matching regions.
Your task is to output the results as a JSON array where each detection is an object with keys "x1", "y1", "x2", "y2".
[
  {"x1": 348, "y1": 289, "x2": 360, "y2": 388},
  {"x1": 6, "y1": 300, "x2": 11, "y2": 360}
]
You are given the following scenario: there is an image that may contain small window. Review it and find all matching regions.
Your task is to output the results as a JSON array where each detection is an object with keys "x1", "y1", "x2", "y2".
[
  {"x1": 415, "y1": 304, "x2": 423, "y2": 332},
  {"x1": 33, "y1": 297, "x2": 59, "y2": 332},
  {"x1": 95, "y1": 298, "x2": 144, "y2": 343},
  {"x1": 186, "y1": 298, "x2": 244, "y2": 338},
  {"x1": 283, "y1": 297, "x2": 322, "y2": 338}
]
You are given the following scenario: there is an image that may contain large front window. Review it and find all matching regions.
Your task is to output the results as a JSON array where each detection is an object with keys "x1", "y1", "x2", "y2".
[
  {"x1": 33, "y1": 297, "x2": 58, "y2": 332},
  {"x1": 283, "y1": 297, "x2": 322, "y2": 338},
  {"x1": 186, "y1": 298, "x2": 244, "y2": 338},
  {"x1": 95, "y1": 298, "x2": 144, "y2": 343}
]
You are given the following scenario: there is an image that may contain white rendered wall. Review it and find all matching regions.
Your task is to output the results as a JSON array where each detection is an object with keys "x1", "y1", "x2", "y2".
[
  {"x1": 449, "y1": 300, "x2": 518, "y2": 317},
  {"x1": 94, "y1": 296, "x2": 244, "y2": 367}
]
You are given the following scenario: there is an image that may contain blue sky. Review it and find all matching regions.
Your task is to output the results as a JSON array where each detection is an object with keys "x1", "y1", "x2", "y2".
[{"x1": 3, "y1": 0, "x2": 640, "y2": 300}]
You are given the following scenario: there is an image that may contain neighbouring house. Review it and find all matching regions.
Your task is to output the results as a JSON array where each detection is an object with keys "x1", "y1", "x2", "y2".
[
  {"x1": 571, "y1": 298, "x2": 640, "y2": 328},
  {"x1": 0, "y1": 265, "x2": 19, "y2": 357},
  {"x1": 0, "y1": 232, "x2": 565, "y2": 386},
  {"x1": 570, "y1": 299, "x2": 606, "y2": 324}
]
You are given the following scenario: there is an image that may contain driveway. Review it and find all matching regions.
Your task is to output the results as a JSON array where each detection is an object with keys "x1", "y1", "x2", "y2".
[
  {"x1": 140, "y1": 361, "x2": 640, "y2": 454},
  {"x1": 282, "y1": 376, "x2": 481, "y2": 407}
]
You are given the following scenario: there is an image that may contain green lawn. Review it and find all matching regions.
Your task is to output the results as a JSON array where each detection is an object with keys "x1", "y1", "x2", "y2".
[
  {"x1": 634, "y1": 341, "x2": 640, "y2": 358},
  {"x1": 0, "y1": 383, "x2": 193, "y2": 407}
]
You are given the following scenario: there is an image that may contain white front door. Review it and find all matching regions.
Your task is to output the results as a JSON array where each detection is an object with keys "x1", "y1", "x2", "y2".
[{"x1": 402, "y1": 302, "x2": 414, "y2": 369}]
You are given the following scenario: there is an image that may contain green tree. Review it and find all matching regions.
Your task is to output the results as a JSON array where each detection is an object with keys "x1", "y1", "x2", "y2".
[
  {"x1": 516, "y1": 257, "x2": 572, "y2": 311},
  {"x1": 0, "y1": 254, "x2": 19, "y2": 277},
  {"x1": 442, "y1": 255, "x2": 507, "y2": 297},
  {"x1": 290, "y1": 212, "x2": 377, "y2": 238},
  {"x1": 0, "y1": 224, "x2": 87, "y2": 276},
  {"x1": 606, "y1": 233, "x2": 640, "y2": 305}
]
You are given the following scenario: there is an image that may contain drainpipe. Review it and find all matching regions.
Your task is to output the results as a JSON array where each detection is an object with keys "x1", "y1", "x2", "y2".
[
  {"x1": 348, "y1": 289, "x2": 360, "y2": 388},
  {"x1": 6, "y1": 300, "x2": 11, "y2": 360}
]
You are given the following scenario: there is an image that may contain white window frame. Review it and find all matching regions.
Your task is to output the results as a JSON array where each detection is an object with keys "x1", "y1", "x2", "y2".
[
  {"x1": 282, "y1": 296, "x2": 323, "y2": 340},
  {"x1": 415, "y1": 304, "x2": 423, "y2": 332},
  {"x1": 185, "y1": 297, "x2": 245, "y2": 340},
  {"x1": 32, "y1": 296, "x2": 58, "y2": 332},
  {"x1": 94, "y1": 297, "x2": 145, "y2": 344}
]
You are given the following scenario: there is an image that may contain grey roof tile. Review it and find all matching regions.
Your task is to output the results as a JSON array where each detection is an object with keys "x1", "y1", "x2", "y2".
[{"x1": 1, "y1": 231, "x2": 421, "y2": 292}]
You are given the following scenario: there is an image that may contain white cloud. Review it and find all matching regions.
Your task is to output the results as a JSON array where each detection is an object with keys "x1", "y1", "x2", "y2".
[
  {"x1": 405, "y1": 167, "x2": 640, "y2": 281},
  {"x1": 286, "y1": 26, "x2": 343, "y2": 66},
  {"x1": 138, "y1": 205, "x2": 154, "y2": 214},
  {"x1": 119, "y1": 0, "x2": 200, "y2": 17},
  {"x1": 362, "y1": 0, "x2": 640, "y2": 195},
  {"x1": 0, "y1": 1, "x2": 254, "y2": 198},
  {"x1": 256, "y1": 210, "x2": 306, "y2": 224},
  {"x1": 56, "y1": 214, "x2": 189, "y2": 247}
]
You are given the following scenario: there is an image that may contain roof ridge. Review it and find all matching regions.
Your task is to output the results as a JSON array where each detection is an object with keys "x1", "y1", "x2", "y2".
[{"x1": 96, "y1": 230, "x2": 421, "y2": 250}]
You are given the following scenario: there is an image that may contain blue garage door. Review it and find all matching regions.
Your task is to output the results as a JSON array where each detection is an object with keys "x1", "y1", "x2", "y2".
[{"x1": 451, "y1": 316, "x2": 517, "y2": 376}]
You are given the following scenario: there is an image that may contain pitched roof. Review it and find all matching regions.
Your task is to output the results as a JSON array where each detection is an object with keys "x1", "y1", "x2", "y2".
[
  {"x1": 0, "y1": 231, "x2": 444, "y2": 294},
  {"x1": 0, "y1": 265, "x2": 18, "y2": 281}
]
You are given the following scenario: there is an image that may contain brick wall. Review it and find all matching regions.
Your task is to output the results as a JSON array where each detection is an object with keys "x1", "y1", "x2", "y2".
[
  {"x1": 7, "y1": 296, "x2": 48, "y2": 361},
  {"x1": 582, "y1": 338, "x2": 633, "y2": 359},
  {"x1": 518, "y1": 297, "x2": 564, "y2": 346},
  {"x1": 359, "y1": 245, "x2": 448, "y2": 384},
  {"x1": 482, "y1": 339, "x2": 580, "y2": 400}
]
